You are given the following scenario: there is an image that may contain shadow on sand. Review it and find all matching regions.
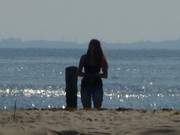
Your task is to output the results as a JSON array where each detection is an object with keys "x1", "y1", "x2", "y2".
[
  {"x1": 140, "y1": 128, "x2": 177, "y2": 135},
  {"x1": 49, "y1": 130, "x2": 89, "y2": 135},
  {"x1": 49, "y1": 130, "x2": 110, "y2": 135}
]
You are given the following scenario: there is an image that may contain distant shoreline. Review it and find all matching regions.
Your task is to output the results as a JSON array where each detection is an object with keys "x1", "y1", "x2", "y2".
[{"x1": 1, "y1": 38, "x2": 180, "y2": 49}]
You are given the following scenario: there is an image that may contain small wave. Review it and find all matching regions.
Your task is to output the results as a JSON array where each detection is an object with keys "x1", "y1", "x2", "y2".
[{"x1": 0, "y1": 88, "x2": 66, "y2": 97}]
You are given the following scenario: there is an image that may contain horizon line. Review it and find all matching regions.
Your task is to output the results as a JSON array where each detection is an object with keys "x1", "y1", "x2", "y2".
[{"x1": 1, "y1": 37, "x2": 180, "y2": 44}]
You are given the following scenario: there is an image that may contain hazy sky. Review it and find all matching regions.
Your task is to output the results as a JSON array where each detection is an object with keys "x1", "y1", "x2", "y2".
[{"x1": 0, "y1": 0, "x2": 180, "y2": 43}]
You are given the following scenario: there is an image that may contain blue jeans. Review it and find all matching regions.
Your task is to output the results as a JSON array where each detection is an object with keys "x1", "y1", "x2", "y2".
[{"x1": 81, "y1": 85, "x2": 103, "y2": 108}]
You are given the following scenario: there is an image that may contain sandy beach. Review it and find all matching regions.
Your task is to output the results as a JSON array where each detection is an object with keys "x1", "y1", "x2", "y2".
[{"x1": 0, "y1": 109, "x2": 180, "y2": 135}]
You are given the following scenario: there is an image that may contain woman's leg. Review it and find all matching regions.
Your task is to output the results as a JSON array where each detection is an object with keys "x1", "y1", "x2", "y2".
[
  {"x1": 92, "y1": 86, "x2": 103, "y2": 109},
  {"x1": 81, "y1": 87, "x2": 92, "y2": 109}
]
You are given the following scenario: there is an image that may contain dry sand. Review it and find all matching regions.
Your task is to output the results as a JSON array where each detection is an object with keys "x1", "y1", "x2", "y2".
[{"x1": 0, "y1": 108, "x2": 180, "y2": 135}]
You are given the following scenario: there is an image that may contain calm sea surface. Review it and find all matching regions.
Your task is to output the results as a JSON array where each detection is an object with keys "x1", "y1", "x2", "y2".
[{"x1": 0, "y1": 48, "x2": 180, "y2": 110}]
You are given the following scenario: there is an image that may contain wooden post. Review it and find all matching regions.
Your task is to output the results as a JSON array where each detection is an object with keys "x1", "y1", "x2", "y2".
[{"x1": 65, "y1": 66, "x2": 78, "y2": 109}]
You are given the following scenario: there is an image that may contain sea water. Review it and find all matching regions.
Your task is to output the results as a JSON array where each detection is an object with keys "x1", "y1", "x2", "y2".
[{"x1": 0, "y1": 48, "x2": 180, "y2": 110}]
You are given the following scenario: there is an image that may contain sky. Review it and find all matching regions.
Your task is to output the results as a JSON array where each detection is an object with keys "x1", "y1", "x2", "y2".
[{"x1": 0, "y1": 0, "x2": 180, "y2": 43}]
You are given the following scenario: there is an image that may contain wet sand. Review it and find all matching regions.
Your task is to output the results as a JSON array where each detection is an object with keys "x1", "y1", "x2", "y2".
[{"x1": 0, "y1": 108, "x2": 180, "y2": 135}]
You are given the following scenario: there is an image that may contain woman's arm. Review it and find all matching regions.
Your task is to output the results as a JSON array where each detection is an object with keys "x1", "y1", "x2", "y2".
[
  {"x1": 77, "y1": 55, "x2": 86, "y2": 77},
  {"x1": 99, "y1": 57, "x2": 108, "y2": 78},
  {"x1": 99, "y1": 67, "x2": 108, "y2": 78}
]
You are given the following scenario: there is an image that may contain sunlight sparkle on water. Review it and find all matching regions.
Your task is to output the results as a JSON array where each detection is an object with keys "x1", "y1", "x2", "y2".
[
  {"x1": 116, "y1": 67, "x2": 121, "y2": 71},
  {"x1": 119, "y1": 99, "x2": 124, "y2": 102},
  {"x1": 149, "y1": 82, "x2": 153, "y2": 85},
  {"x1": 142, "y1": 86, "x2": 145, "y2": 90},
  {"x1": 6, "y1": 89, "x2": 10, "y2": 94},
  {"x1": 157, "y1": 93, "x2": 164, "y2": 97},
  {"x1": 62, "y1": 105, "x2": 65, "y2": 109}
]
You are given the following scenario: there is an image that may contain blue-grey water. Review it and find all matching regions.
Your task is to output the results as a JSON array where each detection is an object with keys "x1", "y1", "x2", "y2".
[{"x1": 0, "y1": 48, "x2": 180, "y2": 110}]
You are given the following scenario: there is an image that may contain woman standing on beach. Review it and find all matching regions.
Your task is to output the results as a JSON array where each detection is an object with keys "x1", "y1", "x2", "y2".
[{"x1": 78, "y1": 39, "x2": 108, "y2": 109}]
